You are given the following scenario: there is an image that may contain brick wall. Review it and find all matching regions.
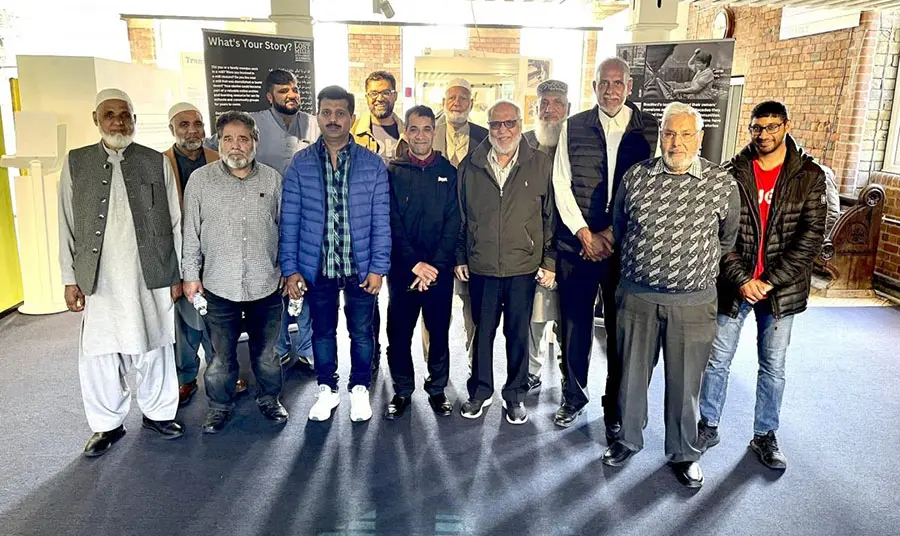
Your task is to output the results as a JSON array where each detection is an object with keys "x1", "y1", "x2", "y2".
[
  {"x1": 347, "y1": 25, "x2": 402, "y2": 117},
  {"x1": 581, "y1": 31, "x2": 598, "y2": 111},
  {"x1": 468, "y1": 28, "x2": 520, "y2": 54},
  {"x1": 875, "y1": 173, "x2": 900, "y2": 286},
  {"x1": 687, "y1": 7, "x2": 877, "y2": 195},
  {"x1": 859, "y1": 12, "x2": 900, "y2": 186}
]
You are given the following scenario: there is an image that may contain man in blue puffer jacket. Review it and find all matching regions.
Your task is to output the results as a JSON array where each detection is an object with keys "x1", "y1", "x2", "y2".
[{"x1": 280, "y1": 85, "x2": 391, "y2": 423}]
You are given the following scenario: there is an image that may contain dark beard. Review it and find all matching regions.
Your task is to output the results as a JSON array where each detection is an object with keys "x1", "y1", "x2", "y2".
[
  {"x1": 273, "y1": 101, "x2": 298, "y2": 116},
  {"x1": 372, "y1": 105, "x2": 394, "y2": 120}
]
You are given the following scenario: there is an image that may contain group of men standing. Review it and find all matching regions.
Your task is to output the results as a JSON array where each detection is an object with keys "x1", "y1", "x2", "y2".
[{"x1": 59, "y1": 57, "x2": 826, "y2": 490}]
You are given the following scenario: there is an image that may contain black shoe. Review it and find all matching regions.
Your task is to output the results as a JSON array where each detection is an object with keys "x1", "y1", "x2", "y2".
[
  {"x1": 384, "y1": 395, "x2": 411, "y2": 420},
  {"x1": 502, "y1": 400, "x2": 528, "y2": 425},
  {"x1": 673, "y1": 461, "x2": 704, "y2": 488},
  {"x1": 460, "y1": 397, "x2": 492, "y2": 419},
  {"x1": 696, "y1": 420, "x2": 720, "y2": 453},
  {"x1": 553, "y1": 403, "x2": 584, "y2": 428},
  {"x1": 83, "y1": 425, "x2": 126, "y2": 457},
  {"x1": 428, "y1": 393, "x2": 453, "y2": 416},
  {"x1": 141, "y1": 416, "x2": 184, "y2": 439},
  {"x1": 602, "y1": 442, "x2": 636, "y2": 467},
  {"x1": 298, "y1": 355, "x2": 314, "y2": 369},
  {"x1": 749, "y1": 431, "x2": 787, "y2": 470},
  {"x1": 605, "y1": 422, "x2": 622, "y2": 445},
  {"x1": 178, "y1": 380, "x2": 198, "y2": 407},
  {"x1": 259, "y1": 400, "x2": 289, "y2": 425},
  {"x1": 279, "y1": 351, "x2": 292, "y2": 367},
  {"x1": 527, "y1": 374, "x2": 542, "y2": 393},
  {"x1": 203, "y1": 409, "x2": 232, "y2": 434}
]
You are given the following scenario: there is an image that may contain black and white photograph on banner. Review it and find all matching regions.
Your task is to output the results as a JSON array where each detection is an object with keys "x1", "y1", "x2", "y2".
[
  {"x1": 527, "y1": 58, "x2": 551, "y2": 89},
  {"x1": 202, "y1": 29, "x2": 315, "y2": 121},
  {"x1": 618, "y1": 39, "x2": 735, "y2": 161}
]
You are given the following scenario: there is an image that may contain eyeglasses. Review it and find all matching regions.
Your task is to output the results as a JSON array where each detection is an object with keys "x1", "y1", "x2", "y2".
[
  {"x1": 488, "y1": 120, "x2": 520, "y2": 131},
  {"x1": 749, "y1": 122, "x2": 784, "y2": 136},
  {"x1": 661, "y1": 130, "x2": 698, "y2": 142},
  {"x1": 366, "y1": 90, "x2": 397, "y2": 100}
]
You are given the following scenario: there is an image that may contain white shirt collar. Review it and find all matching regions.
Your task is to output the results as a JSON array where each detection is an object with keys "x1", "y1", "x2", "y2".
[
  {"x1": 489, "y1": 145, "x2": 519, "y2": 170},
  {"x1": 597, "y1": 105, "x2": 631, "y2": 130}
]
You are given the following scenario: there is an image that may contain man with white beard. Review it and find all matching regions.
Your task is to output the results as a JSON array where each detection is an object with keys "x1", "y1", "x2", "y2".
[
  {"x1": 523, "y1": 80, "x2": 570, "y2": 392},
  {"x1": 59, "y1": 89, "x2": 185, "y2": 457},
  {"x1": 602, "y1": 102, "x2": 739, "y2": 489},
  {"x1": 183, "y1": 111, "x2": 289, "y2": 434},
  {"x1": 162, "y1": 102, "x2": 241, "y2": 406},
  {"x1": 427, "y1": 79, "x2": 489, "y2": 362},
  {"x1": 455, "y1": 100, "x2": 556, "y2": 425}
]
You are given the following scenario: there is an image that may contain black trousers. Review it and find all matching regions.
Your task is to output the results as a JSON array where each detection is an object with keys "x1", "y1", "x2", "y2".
[
  {"x1": 468, "y1": 272, "x2": 537, "y2": 404},
  {"x1": 557, "y1": 250, "x2": 621, "y2": 423},
  {"x1": 386, "y1": 271, "x2": 453, "y2": 397}
]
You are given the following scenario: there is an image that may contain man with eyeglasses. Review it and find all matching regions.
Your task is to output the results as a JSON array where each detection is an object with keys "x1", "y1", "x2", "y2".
[
  {"x1": 353, "y1": 71, "x2": 404, "y2": 162},
  {"x1": 455, "y1": 100, "x2": 556, "y2": 425},
  {"x1": 352, "y1": 71, "x2": 404, "y2": 374},
  {"x1": 696, "y1": 101, "x2": 827, "y2": 471},
  {"x1": 551, "y1": 57, "x2": 658, "y2": 436},
  {"x1": 281, "y1": 85, "x2": 391, "y2": 423},
  {"x1": 602, "y1": 102, "x2": 739, "y2": 489}
]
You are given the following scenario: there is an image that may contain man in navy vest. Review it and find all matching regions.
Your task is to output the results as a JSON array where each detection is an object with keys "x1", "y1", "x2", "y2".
[{"x1": 551, "y1": 57, "x2": 658, "y2": 438}]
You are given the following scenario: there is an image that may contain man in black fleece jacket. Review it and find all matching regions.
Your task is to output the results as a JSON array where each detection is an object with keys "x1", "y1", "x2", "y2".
[{"x1": 384, "y1": 105, "x2": 460, "y2": 419}]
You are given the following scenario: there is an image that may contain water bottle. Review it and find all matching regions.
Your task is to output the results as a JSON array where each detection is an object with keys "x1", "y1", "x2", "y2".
[
  {"x1": 192, "y1": 292, "x2": 208, "y2": 316},
  {"x1": 288, "y1": 297, "x2": 304, "y2": 317}
]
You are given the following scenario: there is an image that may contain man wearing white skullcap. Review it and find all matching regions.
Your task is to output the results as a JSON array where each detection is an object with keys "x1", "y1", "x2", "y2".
[
  {"x1": 162, "y1": 102, "x2": 243, "y2": 406},
  {"x1": 59, "y1": 88, "x2": 185, "y2": 456}
]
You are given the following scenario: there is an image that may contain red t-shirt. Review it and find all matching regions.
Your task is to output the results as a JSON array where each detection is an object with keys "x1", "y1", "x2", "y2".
[{"x1": 753, "y1": 160, "x2": 782, "y2": 279}]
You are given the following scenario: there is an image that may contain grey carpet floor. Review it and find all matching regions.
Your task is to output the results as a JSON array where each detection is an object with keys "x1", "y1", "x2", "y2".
[{"x1": 0, "y1": 300, "x2": 898, "y2": 536}]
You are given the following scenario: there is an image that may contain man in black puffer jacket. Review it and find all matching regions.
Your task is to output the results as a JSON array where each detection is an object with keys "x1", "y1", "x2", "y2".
[{"x1": 697, "y1": 101, "x2": 827, "y2": 470}]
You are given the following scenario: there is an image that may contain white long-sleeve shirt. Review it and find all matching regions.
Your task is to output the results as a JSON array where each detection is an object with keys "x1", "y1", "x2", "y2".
[
  {"x1": 59, "y1": 144, "x2": 181, "y2": 356},
  {"x1": 552, "y1": 106, "x2": 632, "y2": 235}
]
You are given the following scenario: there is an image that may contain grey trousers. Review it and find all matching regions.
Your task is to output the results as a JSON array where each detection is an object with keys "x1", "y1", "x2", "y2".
[{"x1": 616, "y1": 290, "x2": 717, "y2": 463}]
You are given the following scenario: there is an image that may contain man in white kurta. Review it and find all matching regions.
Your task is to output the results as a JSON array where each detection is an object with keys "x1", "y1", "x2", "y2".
[{"x1": 58, "y1": 89, "x2": 185, "y2": 457}]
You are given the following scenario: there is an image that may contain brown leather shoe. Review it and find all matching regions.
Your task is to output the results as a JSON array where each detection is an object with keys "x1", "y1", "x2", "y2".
[{"x1": 178, "y1": 380, "x2": 198, "y2": 407}]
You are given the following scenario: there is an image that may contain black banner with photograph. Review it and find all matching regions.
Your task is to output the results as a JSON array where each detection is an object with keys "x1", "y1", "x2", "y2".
[
  {"x1": 202, "y1": 29, "x2": 315, "y2": 121},
  {"x1": 617, "y1": 39, "x2": 734, "y2": 162}
]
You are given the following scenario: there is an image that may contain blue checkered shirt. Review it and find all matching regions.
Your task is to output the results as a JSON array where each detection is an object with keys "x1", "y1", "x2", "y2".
[{"x1": 320, "y1": 138, "x2": 355, "y2": 279}]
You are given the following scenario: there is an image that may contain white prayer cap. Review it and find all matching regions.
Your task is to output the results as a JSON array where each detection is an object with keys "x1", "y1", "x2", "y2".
[
  {"x1": 95, "y1": 88, "x2": 134, "y2": 112},
  {"x1": 168, "y1": 102, "x2": 202, "y2": 123},
  {"x1": 446, "y1": 78, "x2": 472, "y2": 95}
]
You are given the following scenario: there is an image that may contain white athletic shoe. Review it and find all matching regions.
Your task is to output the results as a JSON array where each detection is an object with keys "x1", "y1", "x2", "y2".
[
  {"x1": 308, "y1": 385, "x2": 340, "y2": 421},
  {"x1": 349, "y1": 385, "x2": 373, "y2": 422}
]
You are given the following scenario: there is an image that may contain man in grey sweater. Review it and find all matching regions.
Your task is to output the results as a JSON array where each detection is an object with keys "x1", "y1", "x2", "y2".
[{"x1": 602, "y1": 102, "x2": 740, "y2": 489}]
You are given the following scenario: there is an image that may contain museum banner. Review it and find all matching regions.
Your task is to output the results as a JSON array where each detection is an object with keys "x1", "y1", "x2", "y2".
[
  {"x1": 617, "y1": 39, "x2": 735, "y2": 162},
  {"x1": 202, "y1": 29, "x2": 315, "y2": 121}
]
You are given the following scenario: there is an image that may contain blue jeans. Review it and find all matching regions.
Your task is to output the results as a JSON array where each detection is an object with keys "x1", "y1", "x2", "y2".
[
  {"x1": 203, "y1": 290, "x2": 284, "y2": 410},
  {"x1": 306, "y1": 275, "x2": 376, "y2": 390},
  {"x1": 275, "y1": 296, "x2": 313, "y2": 359},
  {"x1": 699, "y1": 300, "x2": 794, "y2": 435}
]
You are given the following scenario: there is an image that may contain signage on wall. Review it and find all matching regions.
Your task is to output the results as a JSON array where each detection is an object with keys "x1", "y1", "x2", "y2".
[
  {"x1": 779, "y1": 8, "x2": 861, "y2": 41},
  {"x1": 201, "y1": 29, "x2": 315, "y2": 121},
  {"x1": 617, "y1": 39, "x2": 735, "y2": 163}
]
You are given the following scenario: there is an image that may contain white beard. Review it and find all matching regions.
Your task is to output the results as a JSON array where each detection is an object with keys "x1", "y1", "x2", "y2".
[
  {"x1": 176, "y1": 137, "x2": 203, "y2": 152},
  {"x1": 489, "y1": 133, "x2": 522, "y2": 156},
  {"x1": 662, "y1": 152, "x2": 699, "y2": 173},
  {"x1": 534, "y1": 119, "x2": 564, "y2": 148},
  {"x1": 445, "y1": 110, "x2": 470, "y2": 126},
  {"x1": 221, "y1": 147, "x2": 257, "y2": 170},
  {"x1": 98, "y1": 126, "x2": 134, "y2": 150}
]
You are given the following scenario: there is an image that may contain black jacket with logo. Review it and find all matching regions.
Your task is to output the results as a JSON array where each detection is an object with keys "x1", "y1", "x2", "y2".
[
  {"x1": 387, "y1": 151, "x2": 460, "y2": 287},
  {"x1": 719, "y1": 134, "x2": 828, "y2": 318}
]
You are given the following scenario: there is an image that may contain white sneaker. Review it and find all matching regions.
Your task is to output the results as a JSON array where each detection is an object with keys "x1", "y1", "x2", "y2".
[
  {"x1": 349, "y1": 385, "x2": 372, "y2": 422},
  {"x1": 308, "y1": 385, "x2": 340, "y2": 421}
]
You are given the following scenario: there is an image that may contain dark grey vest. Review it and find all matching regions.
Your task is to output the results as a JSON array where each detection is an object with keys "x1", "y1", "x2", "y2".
[{"x1": 67, "y1": 142, "x2": 180, "y2": 294}]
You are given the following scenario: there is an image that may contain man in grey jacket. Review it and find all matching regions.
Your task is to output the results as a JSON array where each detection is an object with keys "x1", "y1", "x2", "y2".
[{"x1": 455, "y1": 100, "x2": 556, "y2": 425}]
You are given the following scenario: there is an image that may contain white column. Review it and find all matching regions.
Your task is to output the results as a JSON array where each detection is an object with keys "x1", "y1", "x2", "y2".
[
  {"x1": 270, "y1": 0, "x2": 314, "y2": 38},
  {"x1": 627, "y1": 0, "x2": 680, "y2": 43}
]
